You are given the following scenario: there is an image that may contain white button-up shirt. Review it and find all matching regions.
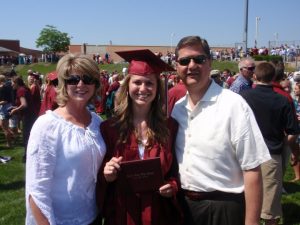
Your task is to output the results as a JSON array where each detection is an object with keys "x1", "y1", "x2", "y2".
[{"x1": 172, "y1": 81, "x2": 270, "y2": 193}]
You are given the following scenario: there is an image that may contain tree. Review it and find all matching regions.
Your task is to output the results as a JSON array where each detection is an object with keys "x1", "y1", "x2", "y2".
[{"x1": 36, "y1": 25, "x2": 71, "y2": 54}]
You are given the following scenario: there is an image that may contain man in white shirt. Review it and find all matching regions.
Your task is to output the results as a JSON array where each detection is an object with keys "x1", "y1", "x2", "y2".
[{"x1": 171, "y1": 35, "x2": 271, "y2": 225}]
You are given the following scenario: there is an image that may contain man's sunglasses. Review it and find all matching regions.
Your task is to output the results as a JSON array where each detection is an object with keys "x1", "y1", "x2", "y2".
[
  {"x1": 177, "y1": 55, "x2": 207, "y2": 66},
  {"x1": 65, "y1": 75, "x2": 96, "y2": 85},
  {"x1": 243, "y1": 66, "x2": 255, "y2": 71}
]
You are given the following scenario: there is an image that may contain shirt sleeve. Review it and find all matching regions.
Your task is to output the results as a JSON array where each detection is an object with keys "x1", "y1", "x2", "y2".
[
  {"x1": 17, "y1": 87, "x2": 26, "y2": 98},
  {"x1": 26, "y1": 115, "x2": 59, "y2": 225},
  {"x1": 231, "y1": 99, "x2": 271, "y2": 170},
  {"x1": 284, "y1": 99, "x2": 300, "y2": 135}
]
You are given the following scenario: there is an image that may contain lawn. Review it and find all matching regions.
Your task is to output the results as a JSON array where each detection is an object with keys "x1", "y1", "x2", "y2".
[{"x1": 0, "y1": 134, "x2": 26, "y2": 225}]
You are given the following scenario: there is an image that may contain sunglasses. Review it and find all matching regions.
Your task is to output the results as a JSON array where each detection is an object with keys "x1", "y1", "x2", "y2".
[
  {"x1": 243, "y1": 66, "x2": 255, "y2": 71},
  {"x1": 177, "y1": 55, "x2": 207, "y2": 66},
  {"x1": 65, "y1": 75, "x2": 96, "y2": 85}
]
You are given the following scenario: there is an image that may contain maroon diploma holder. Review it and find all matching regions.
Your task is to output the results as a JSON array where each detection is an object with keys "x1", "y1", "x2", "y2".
[{"x1": 118, "y1": 157, "x2": 164, "y2": 193}]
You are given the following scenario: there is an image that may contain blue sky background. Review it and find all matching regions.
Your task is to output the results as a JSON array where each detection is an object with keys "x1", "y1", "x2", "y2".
[{"x1": 1, "y1": 0, "x2": 300, "y2": 50}]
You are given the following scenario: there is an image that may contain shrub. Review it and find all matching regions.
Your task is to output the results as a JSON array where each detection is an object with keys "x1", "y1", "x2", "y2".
[{"x1": 253, "y1": 55, "x2": 283, "y2": 62}]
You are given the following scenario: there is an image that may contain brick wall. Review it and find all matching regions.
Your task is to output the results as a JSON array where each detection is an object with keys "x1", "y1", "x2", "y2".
[
  {"x1": 0, "y1": 39, "x2": 20, "y2": 52},
  {"x1": 68, "y1": 44, "x2": 232, "y2": 62}
]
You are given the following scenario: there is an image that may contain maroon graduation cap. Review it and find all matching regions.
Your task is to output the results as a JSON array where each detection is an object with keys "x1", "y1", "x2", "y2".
[{"x1": 115, "y1": 49, "x2": 175, "y2": 76}]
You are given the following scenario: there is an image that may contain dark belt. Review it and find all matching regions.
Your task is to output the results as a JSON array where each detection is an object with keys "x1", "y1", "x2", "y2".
[{"x1": 182, "y1": 189, "x2": 244, "y2": 201}]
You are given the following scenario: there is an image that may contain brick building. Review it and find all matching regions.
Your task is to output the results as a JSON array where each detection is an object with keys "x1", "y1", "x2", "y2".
[
  {"x1": 0, "y1": 39, "x2": 42, "y2": 59},
  {"x1": 68, "y1": 44, "x2": 231, "y2": 63}
]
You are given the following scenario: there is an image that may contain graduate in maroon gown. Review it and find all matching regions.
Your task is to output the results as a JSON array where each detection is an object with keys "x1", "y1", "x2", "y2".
[
  {"x1": 167, "y1": 79, "x2": 187, "y2": 117},
  {"x1": 97, "y1": 49, "x2": 182, "y2": 225},
  {"x1": 28, "y1": 72, "x2": 41, "y2": 118},
  {"x1": 39, "y1": 71, "x2": 58, "y2": 115},
  {"x1": 95, "y1": 72, "x2": 109, "y2": 114}
]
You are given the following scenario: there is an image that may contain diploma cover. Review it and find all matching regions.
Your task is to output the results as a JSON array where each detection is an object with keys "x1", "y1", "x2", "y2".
[{"x1": 118, "y1": 157, "x2": 164, "y2": 193}]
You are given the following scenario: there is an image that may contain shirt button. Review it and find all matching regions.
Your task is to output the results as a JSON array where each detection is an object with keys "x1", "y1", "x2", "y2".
[
  {"x1": 188, "y1": 134, "x2": 191, "y2": 138},
  {"x1": 191, "y1": 116, "x2": 194, "y2": 120}
]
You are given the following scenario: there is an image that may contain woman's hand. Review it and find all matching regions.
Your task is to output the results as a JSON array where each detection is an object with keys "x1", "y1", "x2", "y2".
[
  {"x1": 9, "y1": 107, "x2": 17, "y2": 116},
  {"x1": 103, "y1": 156, "x2": 123, "y2": 182},
  {"x1": 159, "y1": 183, "x2": 173, "y2": 198}
]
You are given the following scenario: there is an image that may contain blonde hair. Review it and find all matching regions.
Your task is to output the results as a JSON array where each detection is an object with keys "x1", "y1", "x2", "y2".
[
  {"x1": 113, "y1": 74, "x2": 169, "y2": 145},
  {"x1": 56, "y1": 54, "x2": 100, "y2": 106}
]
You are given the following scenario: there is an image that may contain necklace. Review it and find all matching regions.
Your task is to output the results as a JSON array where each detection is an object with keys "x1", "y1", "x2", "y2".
[{"x1": 134, "y1": 126, "x2": 149, "y2": 146}]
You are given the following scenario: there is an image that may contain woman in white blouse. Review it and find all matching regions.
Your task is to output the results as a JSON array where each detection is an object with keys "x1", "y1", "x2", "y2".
[{"x1": 25, "y1": 54, "x2": 106, "y2": 225}]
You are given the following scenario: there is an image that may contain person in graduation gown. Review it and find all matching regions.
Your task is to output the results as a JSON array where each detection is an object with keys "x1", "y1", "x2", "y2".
[
  {"x1": 96, "y1": 49, "x2": 182, "y2": 225},
  {"x1": 39, "y1": 71, "x2": 58, "y2": 115}
]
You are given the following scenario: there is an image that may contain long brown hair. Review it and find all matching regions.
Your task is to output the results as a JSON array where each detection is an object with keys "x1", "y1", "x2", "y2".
[{"x1": 112, "y1": 74, "x2": 169, "y2": 146}]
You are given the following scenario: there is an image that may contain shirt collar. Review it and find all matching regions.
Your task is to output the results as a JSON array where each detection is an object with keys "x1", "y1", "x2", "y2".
[
  {"x1": 237, "y1": 74, "x2": 253, "y2": 85},
  {"x1": 182, "y1": 79, "x2": 222, "y2": 110}
]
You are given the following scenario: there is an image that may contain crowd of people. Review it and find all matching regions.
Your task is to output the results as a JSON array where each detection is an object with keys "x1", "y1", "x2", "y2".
[{"x1": 1, "y1": 35, "x2": 300, "y2": 225}]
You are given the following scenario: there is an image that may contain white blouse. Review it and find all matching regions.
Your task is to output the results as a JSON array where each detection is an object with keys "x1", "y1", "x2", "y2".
[{"x1": 25, "y1": 110, "x2": 106, "y2": 225}]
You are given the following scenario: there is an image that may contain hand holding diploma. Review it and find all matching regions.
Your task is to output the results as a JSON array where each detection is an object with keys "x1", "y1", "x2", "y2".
[{"x1": 104, "y1": 156, "x2": 123, "y2": 182}]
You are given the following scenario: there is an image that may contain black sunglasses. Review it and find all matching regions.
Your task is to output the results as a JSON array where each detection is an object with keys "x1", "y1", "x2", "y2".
[
  {"x1": 177, "y1": 55, "x2": 207, "y2": 66},
  {"x1": 243, "y1": 66, "x2": 255, "y2": 71},
  {"x1": 65, "y1": 75, "x2": 96, "y2": 85}
]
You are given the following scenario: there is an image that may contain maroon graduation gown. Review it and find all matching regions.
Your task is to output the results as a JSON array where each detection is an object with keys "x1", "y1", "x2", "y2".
[{"x1": 97, "y1": 118, "x2": 182, "y2": 225}]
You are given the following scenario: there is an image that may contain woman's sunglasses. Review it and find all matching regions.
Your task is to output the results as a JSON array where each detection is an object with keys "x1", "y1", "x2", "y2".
[
  {"x1": 177, "y1": 55, "x2": 207, "y2": 66},
  {"x1": 65, "y1": 75, "x2": 96, "y2": 85}
]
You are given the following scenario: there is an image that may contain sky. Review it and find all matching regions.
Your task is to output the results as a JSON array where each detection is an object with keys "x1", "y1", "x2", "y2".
[{"x1": 1, "y1": 0, "x2": 300, "y2": 51}]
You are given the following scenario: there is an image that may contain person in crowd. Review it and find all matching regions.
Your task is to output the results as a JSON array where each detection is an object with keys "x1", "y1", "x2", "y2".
[
  {"x1": 209, "y1": 69, "x2": 228, "y2": 88},
  {"x1": 229, "y1": 57, "x2": 255, "y2": 94},
  {"x1": 241, "y1": 62, "x2": 300, "y2": 225},
  {"x1": 280, "y1": 78, "x2": 292, "y2": 93},
  {"x1": 222, "y1": 68, "x2": 235, "y2": 87},
  {"x1": 105, "y1": 73, "x2": 120, "y2": 117},
  {"x1": 95, "y1": 71, "x2": 109, "y2": 115},
  {"x1": 171, "y1": 35, "x2": 271, "y2": 225},
  {"x1": 28, "y1": 72, "x2": 41, "y2": 118},
  {"x1": 271, "y1": 61, "x2": 294, "y2": 103},
  {"x1": 27, "y1": 70, "x2": 34, "y2": 83},
  {"x1": 5, "y1": 72, "x2": 19, "y2": 144},
  {"x1": 39, "y1": 71, "x2": 58, "y2": 115},
  {"x1": 290, "y1": 72, "x2": 300, "y2": 99},
  {"x1": 96, "y1": 49, "x2": 182, "y2": 225},
  {"x1": 0, "y1": 74, "x2": 14, "y2": 147},
  {"x1": 40, "y1": 72, "x2": 50, "y2": 100},
  {"x1": 25, "y1": 54, "x2": 106, "y2": 225},
  {"x1": 10, "y1": 76, "x2": 34, "y2": 162},
  {"x1": 271, "y1": 61, "x2": 300, "y2": 188},
  {"x1": 291, "y1": 82, "x2": 300, "y2": 182},
  {"x1": 167, "y1": 74, "x2": 186, "y2": 117}
]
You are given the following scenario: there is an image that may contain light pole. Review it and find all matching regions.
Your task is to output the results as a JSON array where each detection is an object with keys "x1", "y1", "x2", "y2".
[
  {"x1": 255, "y1": 17, "x2": 260, "y2": 47},
  {"x1": 243, "y1": 0, "x2": 249, "y2": 55},
  {"x1": 170, "y1": 33, "x2": 175, "y2": 53},
  {"x1": 274, "y1": 33, "x2": 279, "y2": 47}
]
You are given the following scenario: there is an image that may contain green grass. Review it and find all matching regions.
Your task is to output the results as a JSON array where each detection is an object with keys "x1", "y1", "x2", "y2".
[
  {"x1": 281, "y1": 167, "x2": 300, "y2": 225},
  {"x1": 0, "y1": 135, "x2": 26, "y2": 225},
  {"x1": 14, "y1": 62, "x2": 127, "y2": 78}
]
